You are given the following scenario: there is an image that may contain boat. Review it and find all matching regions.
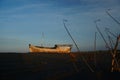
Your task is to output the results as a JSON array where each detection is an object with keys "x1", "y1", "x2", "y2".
[
  {"x1": 29, "y1": 20, "x2": 74, "y2": 53},
  {"x1": 29, "y1": 44, "x2": 72, "y2": 53}
]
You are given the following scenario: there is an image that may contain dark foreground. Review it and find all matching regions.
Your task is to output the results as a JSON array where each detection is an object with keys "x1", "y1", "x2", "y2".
[{"x1": 0, "y1": 52, "x2": 119, "y2": 80}]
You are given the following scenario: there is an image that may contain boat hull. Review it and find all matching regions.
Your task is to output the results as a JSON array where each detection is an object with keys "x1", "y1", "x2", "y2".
[{"x1": 29, "y1": 44, "x2": 72, "y2": 53}]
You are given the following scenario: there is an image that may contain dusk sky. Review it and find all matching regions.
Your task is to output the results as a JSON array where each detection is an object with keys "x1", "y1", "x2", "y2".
[{"x1": 0, "y1": 0, "x2": 120, "y2": 52}]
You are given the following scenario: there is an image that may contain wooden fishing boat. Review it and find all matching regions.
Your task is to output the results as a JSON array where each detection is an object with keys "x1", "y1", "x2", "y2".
[{"x1": 29, "y1": 44, "x2": 72, "y2": 53}]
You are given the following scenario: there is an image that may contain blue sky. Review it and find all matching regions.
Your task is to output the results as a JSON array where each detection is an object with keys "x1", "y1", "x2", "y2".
[{"x1": 0, "y1": 0, "x2": 120, "y2": 52}]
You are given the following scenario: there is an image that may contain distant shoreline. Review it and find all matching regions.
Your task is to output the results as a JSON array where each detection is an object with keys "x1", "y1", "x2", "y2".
[{"x1": 0, "y1": 49, "x2": 120, "y2": 53}]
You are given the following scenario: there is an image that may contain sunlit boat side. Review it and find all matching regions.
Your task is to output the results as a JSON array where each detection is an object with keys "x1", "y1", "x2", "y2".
[{"x1": 29, "y1": 44, "x2": 72, "y2": 53}]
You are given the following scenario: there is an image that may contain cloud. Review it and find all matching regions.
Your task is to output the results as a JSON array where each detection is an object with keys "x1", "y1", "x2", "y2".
[
  {"x1": 59, "y1": 0, "x2": 120, "y2": 21},
  {"x1": 0, "y1": 2, "x2": 54, "y2": 19},
  {"x1": 0, "y1": 2, "x2": 51, "y2": 14},
  {"x1": 1, "y1": 0, "x2": 120, "y2": 19}
]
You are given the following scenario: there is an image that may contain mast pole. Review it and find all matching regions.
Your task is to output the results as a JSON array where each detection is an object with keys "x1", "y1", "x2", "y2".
[
  {"x1": 94, "y1": 19, "x2": 110, "y2": 48},
  {"x1": 106, "y1": 9, "x2": 120, "y2": 26},
  {"x1": 94, "y1": 32, "x2": 97, "y2": 51},
  {"x1": 41, "y1": 32, "x2": 44, "y2": 46},
  {"x1": 95, "y1": 19, "x2": 120, "y2": 72},
  {"x1": 63, "y1": 19, "x2": 79, "y2": 72},
  {"x1": 63, "y1": 19, "x2": 94, "y2": 72},
  {"x1": 94, "y1": 32, "x2": 97, "y2": 68},
  {"x1": 111, "y1": 35, "x2": 120, "y2": 72},
  {"x1": 63, "y1": 20, "x2": 80, "y2": 52}
]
